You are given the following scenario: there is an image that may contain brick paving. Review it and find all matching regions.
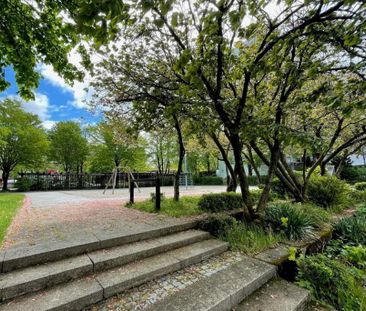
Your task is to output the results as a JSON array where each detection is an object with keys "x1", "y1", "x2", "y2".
[{"x1": 1, "y1": 186, "x2": 234, "y2": 249}]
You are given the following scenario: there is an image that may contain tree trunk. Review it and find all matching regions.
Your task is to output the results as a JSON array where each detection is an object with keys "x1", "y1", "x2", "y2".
[
  {"x1": 173, "y1": 115, "x2": 185, "y2": 201},
  {"x1": 2, "y1": 169, "x2": 10, "y2": 191},
  {"x1": 210, "y1": 133, "x2": 237, "y2": 192},
  {"x1": 206, "y1": 154, "x2": 210, "y2": 172},
  {"x1": 320, "y1": 162, "x2": 326, "y2": 176},
  {"x1": 230, "y1": 134, "x2": 254, "y2": 220},
  {"x1": 248, "y1": 164, "x2": 253, "y2": 176},
  {"x1": 257, "y1": 144, "x2": 280, "y2": 215},
  {"x1": 243, "y1": 146, "x2": 261, "y2": 184},
  {"x1": 251, "y1": 142, "x2": 305, "y2": 202}
]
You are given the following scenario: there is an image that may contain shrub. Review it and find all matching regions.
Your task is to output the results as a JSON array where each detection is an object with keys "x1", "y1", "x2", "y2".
[
  {"x1": 264, "y1": 203, "x2": 316, "y2": 240},
  {"x1": 198, "y1": 192, "x2": 243, "y2": 212},
  {"x1": 297, "y1": 254, "x2": 366, "y2": 311},
  {"x1": 333, "y1": 216, "x2": 366, "y2": 245},
  {"x1": 341, "y1": 245, "x2": 366, "y2": 269},
  {"x1": 355, "y1": 206, "x2": 366, "y2": 218},
  {"x1": 340, "y1": 166, "x2": 366, "y2": 183},
  {"x1": 14, "y1": 177, "x2": 32, "y2": 192},
  {"x1": 355, "y1": 182, "x2": 366, "y2": 191},
  {"x1": 307, "y1": 175, "x2": 347, "y2": 208},
  {"x1": 300, "y1": 203, "x2": 331, "y2": 228},
  {"x1": 270, "y1": 178, "x2": 288, "y2": 198},
  {"x1": 249, "y1": 189, "x2": 277, "y2": 205},
  {"x1": 193, "y1": 176, "x2": 224, "y2": 185},
  {"x1": 200, "y1": 214, "x2": 237, "y2": 237},
  {"x1": 346, "y1": 189, "x2": 366, "y2": 205},
  {"x1": 247, "y1": 175, "x2": 266, "y2": 186}
]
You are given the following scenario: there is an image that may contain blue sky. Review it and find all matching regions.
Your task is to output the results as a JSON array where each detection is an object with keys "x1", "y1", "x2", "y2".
[{"x1": 0, "y1": 66, "x2": 100, "y2": 129}]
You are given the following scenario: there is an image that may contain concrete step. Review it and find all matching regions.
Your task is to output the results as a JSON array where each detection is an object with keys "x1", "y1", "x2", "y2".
[
  {"x1": 236, "y1": 278, "x2": 310, "y2": 311},
  {"x1": 0, "y1": 239, "x2": 228, "y2": 311},
  {"x1": 0, "y1": 230, "x2": 209, "y2": 301},
  {"x1": 147, "y1": 257, "x2": 277, "y2": 311},
  {"x1": 0, "y1": 219, "x2": 199, "y2": 273}
]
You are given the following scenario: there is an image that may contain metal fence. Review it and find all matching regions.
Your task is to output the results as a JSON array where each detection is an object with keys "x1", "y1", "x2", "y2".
[{"x1": 16, "y1": 172, "x2": 176, "y2": 191}]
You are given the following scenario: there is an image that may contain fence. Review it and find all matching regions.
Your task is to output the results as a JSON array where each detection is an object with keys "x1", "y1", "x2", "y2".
[{"x1": 16, "y1": 172, "x2": 177, "y2": 191}]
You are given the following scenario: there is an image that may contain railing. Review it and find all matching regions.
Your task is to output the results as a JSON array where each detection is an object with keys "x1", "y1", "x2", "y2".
[{"x1": 16, "y1": 172, "x2": 176, "y2": 191}]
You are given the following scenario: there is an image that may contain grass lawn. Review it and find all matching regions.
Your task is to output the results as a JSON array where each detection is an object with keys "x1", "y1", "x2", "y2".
[
  {"x1": 0, "y1": 193, "x2": 24, "y2": 244},
  {"x1": 127, "y1": 196, "x2": 203, "y2": 217}
]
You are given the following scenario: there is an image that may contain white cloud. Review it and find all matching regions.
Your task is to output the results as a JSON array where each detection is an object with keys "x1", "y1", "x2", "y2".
[
  {"x1": 38, "y1": 46, "x2": 98, "y2": 110},
  {"x1": 22, "y1": 93, "x2": 50, "y2": 121},
  {"x1": 42, "y1": 120, "x2": 57, "y2": 130},
  {"x1": 9, "y1": 92, "x2": 57, "y2": 130},
  {"x1": 38, "y1": 64, "x2": 91, "y2": 109}
]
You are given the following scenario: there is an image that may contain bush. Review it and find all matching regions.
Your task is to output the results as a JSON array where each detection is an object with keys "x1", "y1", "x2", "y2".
[
  {"x1": 340, "y1": 166, "x2": 366, "y2": 184},
  {"x1": 355, "y1": 182, "x2": 366, "y2": 191},
  {"x1": 300, "y1": 203, "x2": 332, "y2": 228},
  {"x1": 270, "y1": 178, "x2": 288, "y2": 198},
  {"x1": 247, "y1": 175, "x2": 266, "y2": 186},
  {"x1": 340, "y1": 166, "x2": 366, "y2": 183},
  {"x1": 193, "y1": 176, "x2": 224, "y2": 185},
  {"x1": 14, "y1": 177, "x2": 32, "y2": 192},
  {"x1": 200, "y1": 214, "x2": 237, "y2": 237},
  {"x1": 297, "y1": 254, "x2": 366, "y2": 311},
  {"x1": 198, "y1": 192, "x2": 243, "y2": 212},
  {"x1": 355, "y1": 205, "x2": 366, "y2": 218},
  {"x1": 333, "y1": 215, "x2": 366, "y2": 245},
  {"x1": 346, "y1": 189, "x2": 366, "y2": 205},
  {"x1": 307, "y1": 175, "x2": 347, "y2": 208},
  {"x1": 264, "y1": 203, "x2": 316, "y2": 240},
  {"x1": 341, "y1": 245, "x2": 366, "y2": 269}
]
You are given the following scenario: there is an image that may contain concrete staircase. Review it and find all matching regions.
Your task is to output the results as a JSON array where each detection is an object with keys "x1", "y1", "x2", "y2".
[
  {"x1": 148, "y1": 257, "x2": 310, "y2": 311},
  {"x1": 0, "y1": 220, "x2": 228, "y2": 311}
]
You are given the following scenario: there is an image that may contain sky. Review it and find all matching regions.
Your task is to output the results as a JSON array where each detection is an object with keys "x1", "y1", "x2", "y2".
[{"x1": 0, "y1": 65, "x2": 99, "y2": 130}]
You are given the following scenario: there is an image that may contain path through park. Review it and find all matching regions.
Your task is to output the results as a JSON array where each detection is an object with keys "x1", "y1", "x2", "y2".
[{"x1": 1, "y1": 186, "x2": 230, "y2": 249}]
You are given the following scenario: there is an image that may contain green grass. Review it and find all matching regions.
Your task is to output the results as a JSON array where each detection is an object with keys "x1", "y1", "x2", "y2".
[
  {"x1": 223, "y1": 222, "x2": 282, "y2": 254},
  {"x1": 0, "y1": 193, "x2": 24, "y2": 244},
  {"x1": 127, "y1": 196, "x2": 203, "y2": 217}
]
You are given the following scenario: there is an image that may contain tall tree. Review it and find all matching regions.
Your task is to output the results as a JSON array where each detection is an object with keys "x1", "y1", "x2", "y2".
[
  {"x1": 48, "y1": 121, "x2": 88, "y2": 174},
  {"x1": 0, "y1": 98, "x2": 48, "y2": 190},
  {"x1": 89, "y1": 0, "x2": 365, "y2": 219},
  {"x1": 87, "y1": 119, "x2": 147, "y2": 172}
]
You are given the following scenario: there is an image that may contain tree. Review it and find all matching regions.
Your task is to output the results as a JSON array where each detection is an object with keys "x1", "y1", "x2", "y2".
[
  {"x1": 87, "y1": 119, "x2": 147, "y2": 172},
  {"x1": 146, "y1": 129, "x2": 178, "y2": 175},
  {"x1": 0, "y1": 98, "x2": 48, "y2": 191},
  {"x1": 0, "y1": 0, "x2": 129, "y2": 99},
  {"x1": 48, "y1": 121, "x2": 88, "y2": 174},
  {"x1": 89, "y1": 0, "x2": 365, "y2": 219},
  {"x1": 89, "y1": 32, "x2": 189, "y2": 201}
]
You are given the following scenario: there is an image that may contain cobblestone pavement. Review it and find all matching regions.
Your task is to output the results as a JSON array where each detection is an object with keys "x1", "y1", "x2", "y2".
[
  {"x1": 2, "y1": 186, "x2": 244, "y2": 249},
  {"x1": 87, "y1": 251, "x2": 244, "y2": 311}
]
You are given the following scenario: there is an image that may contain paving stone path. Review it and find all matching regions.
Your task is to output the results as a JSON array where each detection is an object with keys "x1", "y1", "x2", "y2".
[
  {"x1": 2, "y1": 186, "x2": 234, "y2": 249},
  {"x1": 87, "y1": 251, "x2": 244, "y2": 311}
]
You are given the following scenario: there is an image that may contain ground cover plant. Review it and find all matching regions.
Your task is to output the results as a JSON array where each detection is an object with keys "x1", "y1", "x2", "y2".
[
  {"x1": 297, "y1": 254, "x2": 366, "y2": 311},
  {"x1": 126, "y1": 196, "x2": 202, "y2": 218},
  {"x1": 201, "y1": 214, "x2": 282, "y2": 255},
  {"x1": 0, "y1": 193, "x2": 24, "y2": 244},
  {"x1": 297, "y1": 207, "x2": 366, "y2": 311}
]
